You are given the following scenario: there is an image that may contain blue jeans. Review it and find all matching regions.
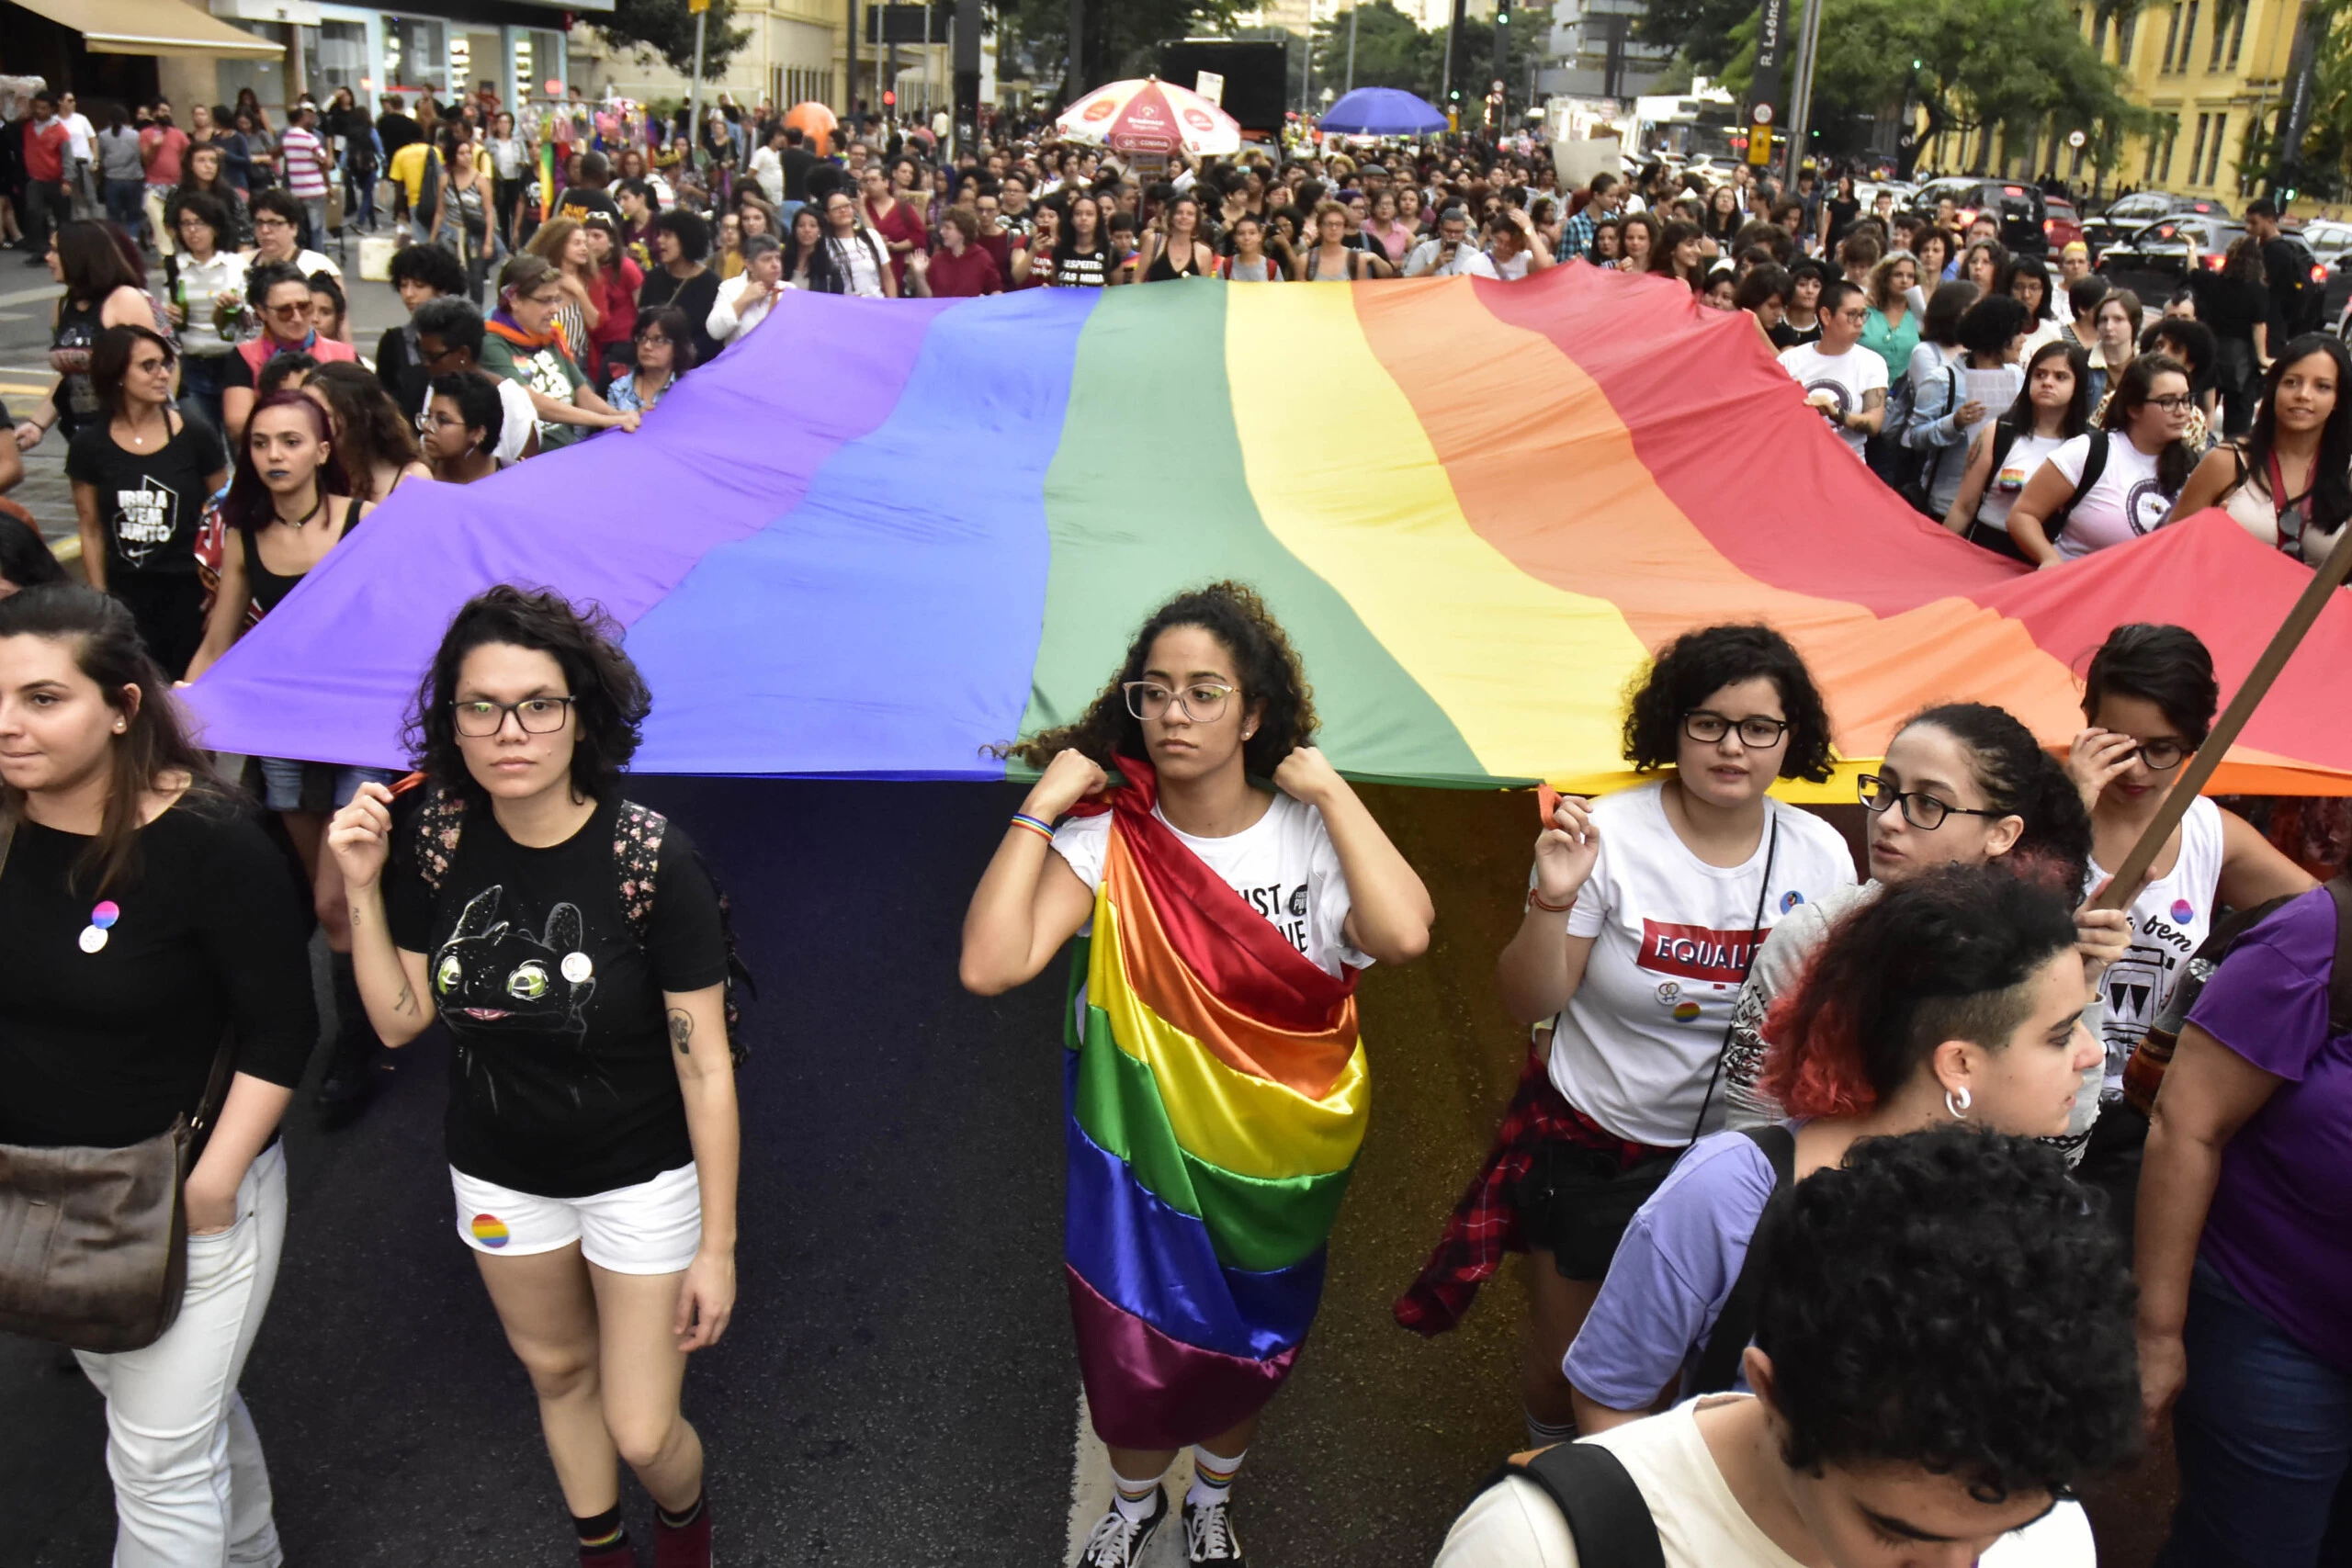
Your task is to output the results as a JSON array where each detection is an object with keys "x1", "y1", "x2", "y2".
[
  {"x1": 104, "y1": 176, "x2": 146, "y2": 240},
  {"x1": 2156, "y1": 1256, "x2": 2352, "y2": 1568}
]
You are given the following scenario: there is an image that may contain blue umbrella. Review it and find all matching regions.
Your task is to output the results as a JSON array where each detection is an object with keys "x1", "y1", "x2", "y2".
[{"x1": 1320, "y1": 86, "x2": 1448, "y2": 138}]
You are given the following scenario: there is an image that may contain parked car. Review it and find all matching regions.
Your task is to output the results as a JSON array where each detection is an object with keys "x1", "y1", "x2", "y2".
[
  {"x1": 2044, "y1": 196, "x2": 2086, "y2": 252},
  {"x1": 2098, "y1": 215, "x2": 2325, "y2": 325},
  {"x1": 1908, "y1": 176, "x2": 2050, "y2": 255},
  {"x1": 2080, "y1": 191, "x2": 2233, "y2": 262}
]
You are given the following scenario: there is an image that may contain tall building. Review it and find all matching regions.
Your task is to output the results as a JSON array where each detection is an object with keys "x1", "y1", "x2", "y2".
[{"x1": 1538, "y1": 0, "x2": 1671, "y2": 103}]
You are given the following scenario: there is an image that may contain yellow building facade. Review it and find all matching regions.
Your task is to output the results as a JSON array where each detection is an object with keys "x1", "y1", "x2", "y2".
[{"x1": 2082, "y1": 0, "x2": 2303, "y2": 196}]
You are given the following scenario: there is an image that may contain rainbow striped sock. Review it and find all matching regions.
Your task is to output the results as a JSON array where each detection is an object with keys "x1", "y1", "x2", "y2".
[
  {"x1": 1186, "y1": 1444, "x2": 1248, "y2": 1508},
  {"x1": 573, "y1": 1505, "x2": 625, "y2": 1559},
  {"x1": 1112, "y1": 1465, "x2": 1167, "y2": 1524}
]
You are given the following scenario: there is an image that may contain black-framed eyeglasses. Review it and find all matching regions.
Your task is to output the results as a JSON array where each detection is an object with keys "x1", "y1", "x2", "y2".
[
  {"x1": 1683, "y1": 711, "x2": 1791, "y2": 748},
  {"x1": 1123, "y1": 681, "x2": 1237, "y2": 723},
  {"x1": 454, "y1": 696, "x2": 576, "y2": 737},
  {"x1": 2124, "y1": 738, "x2": 2189, "y2": 771},
  {"x1": 2145, "y1": 393, "x2": 2196, "y2": 412},
  {"x1": 1858, "y1": 774, "x2": 2004, "y2": 830}
]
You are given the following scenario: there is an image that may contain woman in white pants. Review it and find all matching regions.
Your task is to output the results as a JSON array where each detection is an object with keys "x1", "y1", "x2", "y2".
[{"x1": 0, "y1": 583, "x2": 315, "y2": 1565}]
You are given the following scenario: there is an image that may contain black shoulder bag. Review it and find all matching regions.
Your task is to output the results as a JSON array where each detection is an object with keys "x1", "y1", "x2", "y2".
[{"x1": 1483, "y1": 1441, "x2": 1666, "y2": 1568}]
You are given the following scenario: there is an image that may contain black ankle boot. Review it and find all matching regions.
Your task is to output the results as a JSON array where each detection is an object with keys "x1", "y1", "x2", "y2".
[{"x1": 316, "y1": 951, "x2": 382, "y2": 1127}]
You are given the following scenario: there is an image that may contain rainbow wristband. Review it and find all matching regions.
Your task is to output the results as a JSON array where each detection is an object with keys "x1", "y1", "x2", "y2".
[{"x1": 1010, "y1": 811, "x2": 1057, "y2": 842}]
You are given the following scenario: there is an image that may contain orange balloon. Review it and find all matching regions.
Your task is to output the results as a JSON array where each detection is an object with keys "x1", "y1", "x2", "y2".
[{"x1": 785, "y1": 100, "x2": 838, "y2": 157}]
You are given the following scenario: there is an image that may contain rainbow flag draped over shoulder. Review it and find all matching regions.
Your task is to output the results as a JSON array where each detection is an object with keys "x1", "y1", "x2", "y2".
[
  {"x1": 1063, "y1": 758, "x2": 1365, "y2": 1450},
  {"x1": 183, "y1": 268, "x2": 2352, "y2": 794}
]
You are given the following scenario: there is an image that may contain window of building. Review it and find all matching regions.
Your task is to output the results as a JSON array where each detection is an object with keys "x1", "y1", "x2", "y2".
[
  {"x1": 2159, "y1": 114, "x2": 2181, "y2": 180},
  {"x1": 2119, "y1": 10, "x2": 2138, "y2": 60},
  {"x1": 2162, "y1": 3, "x2": 2182, "y2": 69},
  {"x1": 2209, "y1": 1, "x2": 2228, "y2": 67},
  {"x1": 2180, "y1": 2, "x2": 2199, "y2": 68},
  {"x1": 2227, "y1": 1, "x2": 2249, "y2": 65},
  {"x1": 383, "y1": 15, "x2": 450, "y2": 97},
  {"x1": 2207, "y1": 112, "x2": 2228, "y2": 184},
  {"x1": 315, "y1": 21, "x2": 368, "y2": 102},
  {"x1": 2091, "y1": 10, "x2": 2108, "y2": 54},
  {"x1": 2188, "y1": 112, "x2": 2211, "y2": 181}
]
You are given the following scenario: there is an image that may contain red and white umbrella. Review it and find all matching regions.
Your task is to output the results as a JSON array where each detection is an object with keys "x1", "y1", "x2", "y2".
[{"x1": 1056, "y1": 76, "x2": 1242, "y2": 158}]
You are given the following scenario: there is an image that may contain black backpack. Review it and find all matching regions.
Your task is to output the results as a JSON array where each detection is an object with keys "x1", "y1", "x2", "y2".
[{"x1": 1967, "y1": 426, "x2": 2104, "y2": 561}]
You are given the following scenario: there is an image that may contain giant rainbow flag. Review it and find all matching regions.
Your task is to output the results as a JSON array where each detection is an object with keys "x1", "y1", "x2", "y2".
[{"x1": 187, "y1": 265, "x2": 2352, "y2": 794}]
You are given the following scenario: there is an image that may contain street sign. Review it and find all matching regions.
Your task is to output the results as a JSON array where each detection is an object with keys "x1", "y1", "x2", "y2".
[
  {"x1": 1491, "y1": 78, "x2": 1505, "y2": 93},
  {"x1": 1747, "y1": 125, "x2": 1772, "y2": 165},
  {"x1": 2068, "y1": 129, "x2": 2087, "y2": 148},
  {"x1": 1753, "y1": 102, "x2": 1773, "y2": 125},
  {"x1": 1196, "y1": 70, "x2": 1225, "y2": 106}
]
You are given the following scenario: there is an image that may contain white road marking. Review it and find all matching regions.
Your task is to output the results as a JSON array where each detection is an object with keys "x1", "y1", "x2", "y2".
[{"x1": 1066, "y1": 1391, "x2": 1195, "y2": 1567}]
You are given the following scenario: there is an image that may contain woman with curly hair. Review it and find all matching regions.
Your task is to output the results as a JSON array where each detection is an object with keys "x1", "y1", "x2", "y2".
[
  {"x1": 325, "y1": 586, "x2": 738, "y2": 1568},
  {"x1": 959, "y1": 581, "x2": 1433, "y2": 1568},
  {"x1": 1442, "y1": 1122, "x2": 2141, "y2": 1566},
  {"x1": 1565, "y1": 864, "x2": 2106, "y2": 1438},
  {"x1": 1396, "y1": 624, "x2": 1856, "y2": 1449}
]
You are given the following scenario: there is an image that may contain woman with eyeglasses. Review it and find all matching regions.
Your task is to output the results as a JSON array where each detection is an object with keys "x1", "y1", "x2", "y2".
[
  {"x1": 606, "y1": 306, "x2": 688, "y2": 416},
  {"x1": 2064, "y1": 625, "x2": 2312, "y2": 1168},
  {"x1": 1713, "y1": 699, "x2": 2125, "y2": 1145},
  {"x1": 2005, "y1": 354, "x2": 2197, "y2": 568},
  {"x1": 1398, "y1": 625, "x2": 1856, "y2": 1452},
  {"x1": 325, "y1": 586, "x2": 737, "y2": 1568},
  {"x1": 480, "y1": 254, "x2": 639, "y2": 452},
  {"x1": 220, "y1": 261, "x2": 358, "y2": 443},
  {"x1": 959, "y1": 582, "x2": 1432, "y2": 1568},
  {"x1": 1564, "y1": 865, "x2": 2107, "y2": 1446}
]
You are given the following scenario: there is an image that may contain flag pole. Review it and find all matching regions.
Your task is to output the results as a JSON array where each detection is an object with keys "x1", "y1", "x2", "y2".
[{"x1": 2092, "y1": 524, "x2": 2352, "y2": 911}]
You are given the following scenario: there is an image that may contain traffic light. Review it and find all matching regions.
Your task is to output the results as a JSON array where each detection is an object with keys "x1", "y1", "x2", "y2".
[
  {"x1": 1449, "y1": 85, "x2": 1462, "y2": 102},
  {"x1": 882, "y1": 89, "x2": 896, "y2": 107}
]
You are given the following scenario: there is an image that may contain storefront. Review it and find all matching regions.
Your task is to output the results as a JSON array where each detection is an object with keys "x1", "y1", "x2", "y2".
[{"x1": 203, "y1": 0, "x2": 588, "y2": 118}]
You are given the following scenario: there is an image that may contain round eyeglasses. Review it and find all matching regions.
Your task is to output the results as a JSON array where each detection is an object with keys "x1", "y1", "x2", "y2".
[{"x1": 1858, "y1": 773, "x2": 2003, "y2": 831}]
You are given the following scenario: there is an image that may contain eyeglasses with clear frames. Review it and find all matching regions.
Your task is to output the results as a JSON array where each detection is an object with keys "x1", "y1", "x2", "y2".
[
  {"x1": 454, "y1": 696, "x2": 577, "y2": 737},
  {"x1": 1123, "y1": 681, "x2": 1238, "y2": 723}
]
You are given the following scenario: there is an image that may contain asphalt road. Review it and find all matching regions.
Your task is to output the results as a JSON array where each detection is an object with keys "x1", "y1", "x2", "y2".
[{"x1": 0, "y1": 226, "x2": 2182, "y2": 1565}]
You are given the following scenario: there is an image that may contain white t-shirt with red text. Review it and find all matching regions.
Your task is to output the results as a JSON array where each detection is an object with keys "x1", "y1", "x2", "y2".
[{"x1": 1549, "y1": 782, "x2": 1856, "y2": 1145}]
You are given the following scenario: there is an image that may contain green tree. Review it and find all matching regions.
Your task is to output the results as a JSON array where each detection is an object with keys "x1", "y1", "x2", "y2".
[
  {"x1": 997, "y1": 0, "x2": 1246, "y2": 94},
  {"x1": 1639, "y1": 0, "x2": 1763, "y2": 75},
  {"x1": 1304, "y1": 3, "x2": 1539, "y2": 109},
  {"x1": 591, "y1": 0, "x2": 752, "y2": 78}
]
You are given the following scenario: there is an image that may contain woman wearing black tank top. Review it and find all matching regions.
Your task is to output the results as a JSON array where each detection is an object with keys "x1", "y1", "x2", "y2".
[
  {"x1": 186, "y1": 389, "x2": 397, "y2": 1125},
  {"x1": 1138, "y1": 193, "x2": 1217, "y2": 283}
]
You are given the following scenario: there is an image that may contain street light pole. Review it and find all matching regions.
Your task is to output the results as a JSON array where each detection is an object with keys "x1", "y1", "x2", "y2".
[{"x1": 1346, "y1": 4, "x2": 1359, "y2": 95}]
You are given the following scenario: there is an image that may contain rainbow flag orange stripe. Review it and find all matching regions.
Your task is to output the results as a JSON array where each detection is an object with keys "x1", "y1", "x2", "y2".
[{"x1": 186, "y1": 268, "x2": 2352, "y2": 795}]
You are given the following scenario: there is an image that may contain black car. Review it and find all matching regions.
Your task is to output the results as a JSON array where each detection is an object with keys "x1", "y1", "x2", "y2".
[
  {"x1": 2081, "y1": 191, "x2": 2233, "y2": 263},
  {"x1": 1909, "y1": 176, "x2": 2050, "y2": 256},
  {"x1": 2098, "y1": 216, "x2": 2325, "y2": 326}
]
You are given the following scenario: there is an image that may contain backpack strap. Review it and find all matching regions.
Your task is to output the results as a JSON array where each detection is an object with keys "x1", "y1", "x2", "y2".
[
  {"x1": 1689, "y1": 1123, "x2": 1797, "y2": 1396},
  {"x1": 2048, "y1": 430, "x2": 2108, "y2": 541},
  {"x1": 1987, "y1": 416, "x2": 2021, "y2": 479},
  {"x1": 1487, "y1": 1442, "x2": 1665, "y2": 1568},
  {"x1": 2324, "y1": 877, "x2": 2352, "y2": 1033},
  {"x1": 612, "y1": 798, "x2": 756, "y2": 1065}
]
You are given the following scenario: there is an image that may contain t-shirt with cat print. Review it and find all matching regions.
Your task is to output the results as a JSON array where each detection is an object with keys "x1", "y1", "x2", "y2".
[{"x1": 388, "y1": 795, "x2": 730, "y2": 1197}]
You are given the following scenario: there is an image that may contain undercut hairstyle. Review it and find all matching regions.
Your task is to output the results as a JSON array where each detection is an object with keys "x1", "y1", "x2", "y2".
[
  {"x1": 1621, "y1": 623, "x2": 1836, "y2": 782},
  {"x1": 1897, "y1": 704, "x2": 2094, "y2": 893},
  {"x1": 390, "y1": 241, "x2": 468, "y2": 296},
  {"x1": 429, "y1": 370, "x2": 503, "y2": 457},
  {"x1": 1815, "y1": 278, "x2": 1863, "y2": 320},
  {"x1": 1954, "y1": 293, "x2": 2030, "y2": 359},
  {"x1": 413, "y1": 296, "x2": 486, "y2": 356},
  {"x1": 1749, "y1": 1123, "x2": 2142, "y2": 1499},
  {"x1": 405, "y1": 585, "x2": 651, "y2": 807},
  {"x1": 0, "y1": 585, "x2": 233, "y2": 896},
  {"x1": 2081, "y1": 623, "x2": 2219, "y2": 745},
  {"x1": 1001, "y1": 581, "x2": 1317, "y2": 779},
  {"x1": 1763, "y1": 865, "x2": 2082, "y2": 1118}
]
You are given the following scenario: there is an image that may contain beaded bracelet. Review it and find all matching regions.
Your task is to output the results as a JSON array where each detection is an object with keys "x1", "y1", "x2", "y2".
[{"x1": 1010, "y1": 811, "x2": 1057, "y2": 842}]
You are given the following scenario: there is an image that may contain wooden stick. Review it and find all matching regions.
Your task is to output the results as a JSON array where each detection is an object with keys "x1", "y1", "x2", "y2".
[{"x1": 2092, "y1": 521, "x2": 2352, "y2": 911}]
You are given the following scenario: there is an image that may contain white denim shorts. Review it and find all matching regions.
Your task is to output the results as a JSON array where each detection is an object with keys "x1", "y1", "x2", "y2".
[{"x1": 448, "y1": 1162, "x2": 701, "y2": 1275}]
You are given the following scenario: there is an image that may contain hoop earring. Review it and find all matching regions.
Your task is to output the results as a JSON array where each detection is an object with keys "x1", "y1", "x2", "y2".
[{"x1": 1944, "y1": 1085, "x2": 1972, "y2": 1120}]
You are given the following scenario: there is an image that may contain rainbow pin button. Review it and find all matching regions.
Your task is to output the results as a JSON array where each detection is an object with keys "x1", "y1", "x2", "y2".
[
  {"x1": 1673, "y1": 1000, "x2": 1703, "y2": 1021},
  {"x1": 469, "y1": 1214, "x2": 511, "y2": 1248}
]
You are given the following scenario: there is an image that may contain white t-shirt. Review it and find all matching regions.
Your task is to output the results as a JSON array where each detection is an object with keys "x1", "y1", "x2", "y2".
[
  {"x1": 1049, "y1": 792, "x2": 1370, "y2": 980},
  {"x1": 2041, "y1": 432, "x2": 2168, "y2": 560},
  {"x1": 1550, "y1": 783, "x2": 1857, "y2": 1145},
  {"x1": 2084, "y1": 795, "x2": 2224, "y2": 1097},
  {"x1": 492, "y1": 378, "x2": 537, "y2": 465},
  {"x1": 1776, "y1": 342, "x2": 1886, "y2": 459},
  {"x1": 1433, "y1": 1399, "x2": 2097, "y2": 1568},
  {"x1": 828, "y1": 229, "x2": 889, "y2": 298},
  {"x1": 1980, "y1": 430, "x2": 2068, "y2": 532}
]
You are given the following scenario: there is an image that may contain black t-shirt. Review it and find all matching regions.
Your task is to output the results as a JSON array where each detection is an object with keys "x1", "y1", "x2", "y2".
[
  {"x1": 0, "y1": 800, "x2": 316, "y2": 1148},
  {"x1": 378, "y1": 321, "x2": 428, "y2": 420},
  {"x1": 2261, "y1": 235, "x2": 2311, "y2": 332},
  {"x1": 1771, "y1": 318, "x2": 1823, "y2": 350},
  {"x1": 64, "y1": 411, "x2": 222, "y2": 577},
  {"x1": 553, "y1": 186, "x2": 622, "y2": 230},
  {"x1": 376, "y1": 112, "x2": 421, "y2": 158},
  {"x1": 387, "y1": 795, "x2": 730, "y2": 1197},
  {"x1": 781, "y1": 146, "x2": 818, "y2": 202},
  {"x1": 2188, "y1": 271, "x2": 2267, "y2": 344}
]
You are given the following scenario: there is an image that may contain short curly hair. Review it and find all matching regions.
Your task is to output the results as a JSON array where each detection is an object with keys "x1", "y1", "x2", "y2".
[
  {"x1": 1622, "y1": 623, "x2": 1836, "y2": 782},
  {"x1": 1001, "y1": 581, "x2": 1317, "y2": 778},
  {"x1": 1751, "y1": 1123, "x2": 2142, "y2": 1500},
  {"x1": 404, "y1": 586, "x2": 651, "y2": 807}
]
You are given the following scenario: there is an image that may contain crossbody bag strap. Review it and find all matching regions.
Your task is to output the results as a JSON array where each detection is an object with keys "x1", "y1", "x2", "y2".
[
  {"x1": 1684, "y1": 814, "x2": 1780, "y2": 1145},
  {"x1": 2324, "y1": 877, "x2": 2352, "y2": 1032},
  {"x1": 184, "y1": 1027, "x2": 242, "y2": 1170}
]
